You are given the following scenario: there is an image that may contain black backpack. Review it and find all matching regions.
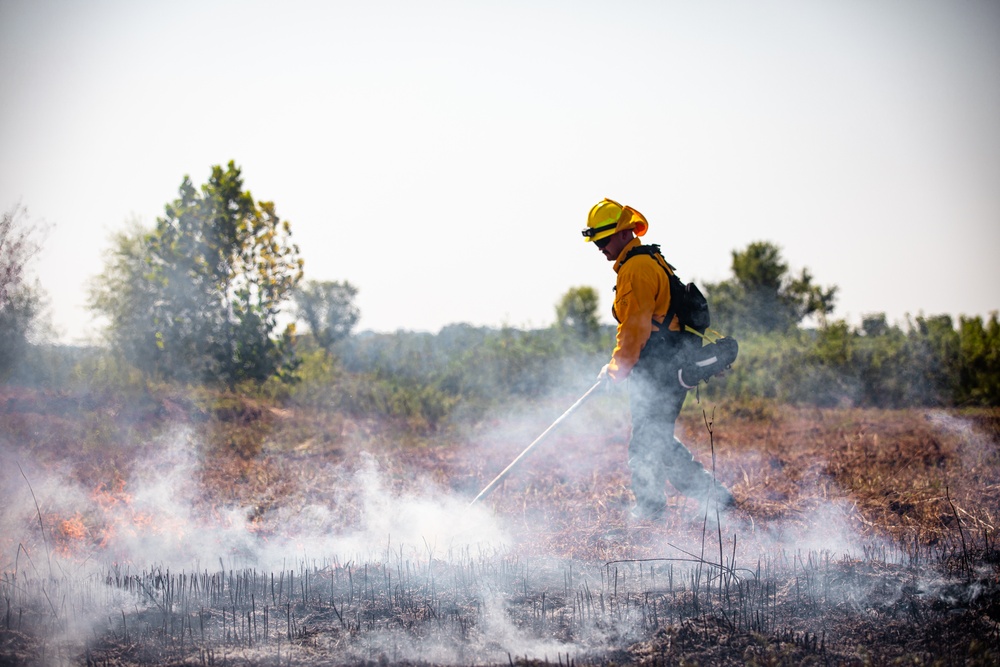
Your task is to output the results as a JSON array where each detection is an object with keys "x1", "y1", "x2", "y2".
[
  {"x1": 620, "y1": 244, "x2": 710, "y2": 335},
  {"x1": 620, "y1": 244, "x2": 738, "y2": 389}
]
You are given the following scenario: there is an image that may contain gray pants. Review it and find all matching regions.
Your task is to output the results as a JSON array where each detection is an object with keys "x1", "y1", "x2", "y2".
[{"x1": 627, "y1": 334, "x2": 723, "y2": 513}]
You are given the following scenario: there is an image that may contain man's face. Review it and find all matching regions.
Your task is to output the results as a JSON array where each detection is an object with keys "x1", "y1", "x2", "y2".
[{"x1": 595, "y1": 230, "x2": 629, "y2": 261}]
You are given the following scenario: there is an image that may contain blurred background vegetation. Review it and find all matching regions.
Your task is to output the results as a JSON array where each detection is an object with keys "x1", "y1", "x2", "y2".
[{"x1": 3, "y1": 164, "x2": 998, "y2": 435}]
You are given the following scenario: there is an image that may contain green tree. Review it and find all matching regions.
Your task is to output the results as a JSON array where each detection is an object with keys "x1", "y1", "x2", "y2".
[
  {"x1": 555, "y1": 286, "x2": 600, "y2": 342},
  {"x1": 958, "y1": 313, "x2": 1000, "y2": 405},
  {"x1": 852, "y1": 314, "x2": 911, "y2": 407},
  {"x1": 90, "y1": 219, "x2": 160, "y2": 375},
  {"x1": 293, "y1": 280, "x2": 360, "y2": 355},
  {"x1": 904, "y1": 314, "x2": 960, "y2": 405},
  {"x1": 0, "y1": 203, "x2": 47, "y2": 378},
  {"x1": 90, "y1": 162, "x2": 304, "y2": 385},
  {"x1": 707, "y1": 241, "x2": 836, "y2": 334}
]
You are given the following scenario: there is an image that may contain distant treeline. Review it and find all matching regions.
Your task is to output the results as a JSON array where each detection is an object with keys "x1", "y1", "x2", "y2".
[
  {"x1": 312, "y1": 310, "x2": 999, "y2": 424},
  {"x1": 4, "y1": 165, "x2": 997, "y2": 427},
  {"x1": 12, "y1": 308, "x2": 999, "y2": 433},
  {"x1": 678, "y1": 312, "x2": 999, "y2": 409},
  {"x1": 276, "y1": 324, "x2": 613, "y2": 431}
]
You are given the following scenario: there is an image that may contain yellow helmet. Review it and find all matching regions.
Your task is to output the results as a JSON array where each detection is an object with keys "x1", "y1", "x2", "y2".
[{"x1": 582, "y1": 198, "x2": 648, "y2": 243}]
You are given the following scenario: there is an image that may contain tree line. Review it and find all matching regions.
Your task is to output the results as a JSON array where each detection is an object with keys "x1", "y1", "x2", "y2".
[{"x1": 2, "y1": 163, "x2": 997, "y2": 420}]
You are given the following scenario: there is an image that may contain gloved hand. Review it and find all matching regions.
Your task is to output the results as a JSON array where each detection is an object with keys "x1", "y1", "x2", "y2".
[{"x1": 596, "y1": 364, "x2": 611, "y2": 384}]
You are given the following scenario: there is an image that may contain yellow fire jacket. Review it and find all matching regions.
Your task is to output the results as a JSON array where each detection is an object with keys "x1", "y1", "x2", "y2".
[{"x1": 608, "y1": 238, "x2": 679, "y2": 382}]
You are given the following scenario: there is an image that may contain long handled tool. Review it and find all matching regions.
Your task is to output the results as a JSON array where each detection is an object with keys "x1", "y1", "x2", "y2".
[{"x1": 468, "y1": 380, "x2": 605, "y2": 507}]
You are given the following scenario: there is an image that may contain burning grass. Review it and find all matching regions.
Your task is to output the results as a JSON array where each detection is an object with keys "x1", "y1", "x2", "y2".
[{"x1": 1, "y1": 385, "x2": 998, "y2": 665}]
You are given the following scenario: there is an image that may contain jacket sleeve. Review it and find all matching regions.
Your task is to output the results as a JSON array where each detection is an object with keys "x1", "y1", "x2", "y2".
[{"x1": 608, "y1": 263, "x2": 666, "y2": 382}]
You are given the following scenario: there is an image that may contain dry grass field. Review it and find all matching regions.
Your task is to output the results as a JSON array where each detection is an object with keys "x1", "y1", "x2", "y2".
[{"x1": 1, "y1": 384, "x2": 998, "y2": 665}]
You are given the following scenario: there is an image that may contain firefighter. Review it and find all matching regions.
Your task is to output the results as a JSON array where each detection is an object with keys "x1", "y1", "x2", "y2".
[{"x1": 582, "y1": 198, "x2": 736, "y2": 521}]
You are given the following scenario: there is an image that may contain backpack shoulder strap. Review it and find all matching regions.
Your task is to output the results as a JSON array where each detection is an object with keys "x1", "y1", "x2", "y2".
[
  {"x1": 621, "y1": 244, "x2": 688, "y2": 333},
  {"x1": 621, "y1": 244, "x2": 676, "y2": 273}
]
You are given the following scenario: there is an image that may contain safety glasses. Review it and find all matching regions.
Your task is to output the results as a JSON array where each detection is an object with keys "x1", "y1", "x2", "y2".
[{"x1": 593, "y1": 235, "x2": 613, "y2": 250}]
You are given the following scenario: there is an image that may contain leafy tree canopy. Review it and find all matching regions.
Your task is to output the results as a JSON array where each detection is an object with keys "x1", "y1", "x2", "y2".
[
  {"x1": 555, "y1": 286, "x2": 601, "y2": 342},
  {"x1": 293, "y1": 280, "x2": 360, "y2": 355},
  {"x1": 706, "y1": 241, "x2": 837, "y2": 335},
  {"x1": 89, "y1": 162, "x2": 303, "y2": 385},
  {"x1": 0, "y1": 203, "x2": 47, "y2": 377}
]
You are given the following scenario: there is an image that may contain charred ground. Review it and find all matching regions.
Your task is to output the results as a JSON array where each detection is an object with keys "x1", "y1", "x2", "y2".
[{"x1": 1, "y1": 385, "x2": 998, "y2": 666}]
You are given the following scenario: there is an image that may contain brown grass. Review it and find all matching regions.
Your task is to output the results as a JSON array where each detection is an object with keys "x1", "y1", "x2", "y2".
[{"x1": 1, "y1": 386, "x2": 998, "y2": 665}]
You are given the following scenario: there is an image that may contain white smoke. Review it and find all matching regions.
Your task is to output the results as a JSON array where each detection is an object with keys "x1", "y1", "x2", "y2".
[{"x1": 1, "y1": 398, "x2": 993, "y2": 665}]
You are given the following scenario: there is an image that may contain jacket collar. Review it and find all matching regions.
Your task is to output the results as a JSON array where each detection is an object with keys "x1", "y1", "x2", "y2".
[{"x1": 613, "y1": 238, "x2": 643, "y2": 274}]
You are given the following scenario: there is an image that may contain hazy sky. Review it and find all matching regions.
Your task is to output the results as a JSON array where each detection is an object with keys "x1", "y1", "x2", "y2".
[{"x1": 2, "y1": 0, "x2": 998, "y2": 344}]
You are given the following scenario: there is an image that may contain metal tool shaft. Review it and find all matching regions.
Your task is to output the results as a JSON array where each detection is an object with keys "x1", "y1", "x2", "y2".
[{"x1": 468, "y1": 380, "x2": 604, "y2": 507}]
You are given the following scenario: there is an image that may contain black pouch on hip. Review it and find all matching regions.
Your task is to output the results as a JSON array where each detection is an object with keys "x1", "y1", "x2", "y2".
[{"x1": 677, "y1": 337, "x2": 739, "y2": 390}]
